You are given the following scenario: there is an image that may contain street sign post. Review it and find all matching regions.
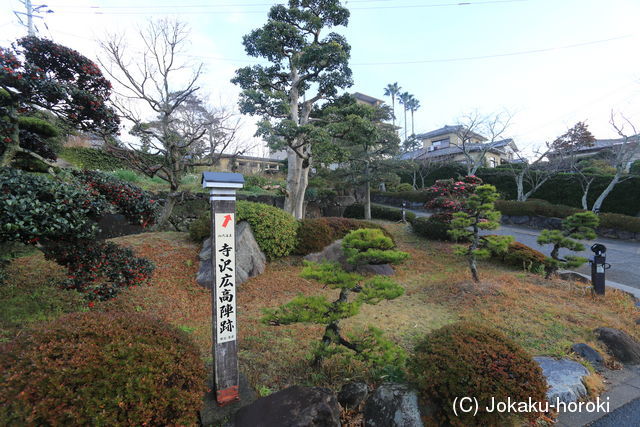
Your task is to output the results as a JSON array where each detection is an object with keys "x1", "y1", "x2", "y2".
[{"x1": 202, "y1": 172, "x2": 244, "y2": 406}]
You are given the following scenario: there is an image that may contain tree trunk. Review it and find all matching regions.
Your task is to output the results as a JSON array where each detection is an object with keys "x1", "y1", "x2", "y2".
[
  {"x1": 515, "y1": 172, "x2": 525, "y2": 201},
  {"x1": 545, "y1": 243, "x2": 561, "y2": 279},
  {"x1": 410, "y1": 109, "x2": 415, "y2": 136},
  {"x1": 153, "y1": 192, "x2": 178, "y2": 231},
  {"x1": 391, "y1": 96, "x2": 396, "y2": 129},
  {"x1": 284, "y1": 149, "x2": 309, "y2": 220},
  {"x1": 581, "y1": 179, "x2": 593, "y2": 210},
  {"x1": 403, "y1": 108, "x2": 408, "y2": 141},
  {"x1": 592, "y1": 172, "x2": 621, "y2": 213},
  {"x1": 469, "y1": 218, "x2": 480, "y2": 282},
  {"x1": 364, "y1": 181, "x2": 371, "y2": 220}
]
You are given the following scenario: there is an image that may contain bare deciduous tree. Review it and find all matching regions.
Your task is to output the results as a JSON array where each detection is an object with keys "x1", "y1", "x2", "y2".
[
  {"x1": 98, "y1": 19, "x2": 243, "y2": 229},
  {"x1": 454, "y1": 110, "x2": 513, "y2": 175},
  {"x1": 590, "y1": 113, "x2": 640, "y2": 212}
]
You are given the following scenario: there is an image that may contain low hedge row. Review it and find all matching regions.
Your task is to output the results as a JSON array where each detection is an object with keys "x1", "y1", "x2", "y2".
[
  {"x1": 495, "y1": 200, "x2": 640, "y2": 233},
  {"x1": 60, "y1": 147, "x2": 127, "y2": 171},
  {"x1": 296, "y1": 217, "x2": 394, "y2": 255},
  {"x1": 0, "y1": 311, "x2": 205, "y2": 426},
  {"x1": 410, "y1": 214, "x2": 453, "y2": 241},
  {"x1": 343, "y1": 203, "x2": 417, "y2": 223}
]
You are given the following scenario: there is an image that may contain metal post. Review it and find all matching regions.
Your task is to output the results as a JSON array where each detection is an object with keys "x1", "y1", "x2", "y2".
[
  {"x1": 202, "y1": 172, "x2": 244, "y2": 406},
  {"x1": 589, "y1": 244, "x2": 608, "y2": 296}
]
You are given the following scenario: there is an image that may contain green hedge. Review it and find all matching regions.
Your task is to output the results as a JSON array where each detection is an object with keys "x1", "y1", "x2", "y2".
[
  {"x1": 60, "y1": 147, "x2": 127, "y2": 171},
  {"x1": 343, "y1": 203, "x2": 417, "y2": 222},
  {"x1": 295, "y1": 217, "x2": 394, "y2": 255},
  {"x1": 189, "y1": 201, "x2": 299, "y2": 259},
  {"x1": 495, "y1": 200, "x2": 640, "y2": 233},
  {"x1": 393, "y1": 163, "x2": 640, "y2": 216}
]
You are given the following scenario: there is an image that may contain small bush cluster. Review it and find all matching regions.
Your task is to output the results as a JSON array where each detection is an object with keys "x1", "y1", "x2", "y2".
[
  {"x1": 410, "y1": 322, "x2": 548, "y2": 426},
  {"x1": 424, "y1": 176, "x2": 483, "y2": 211},
  {"x1": 371, "y1": 189, "x2": 431, "y2": 203},
  {"x1": 74, "y1": 170, "x2": 159, "y2": 227},
  {"x1": 0, "y1": 311, "x2": 205, "y2": 426},
  {"x1": 295, "y1": 217, "x2": 394, "y2": 255},
  {"x1": 189, "y1": 201, "x2": 299, "y2": 259},
  {"x1": 342, "y1": 228, "x2": 409, "y2": 266},
  {"x1": 599, "y1": 212, "x2": 640, "y2": 233},
  {"x1": 0, "y1": 167, "x2": 108, "y2": 244},
  {"x1": 44, "y1": 241, "x2": 154, "y2": 301},
  {"x1": 343, "y1": 203, "x2": 417, "y2": 222},
  {"x1": 410, "y1": 213, "x2": 454, "y2": 241},
  {"x1": 482, "y1": 237, "x2": 547, "y2": 273}
]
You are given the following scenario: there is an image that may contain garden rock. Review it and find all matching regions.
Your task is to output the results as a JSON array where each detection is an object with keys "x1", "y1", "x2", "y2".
[
  {"x1": 196, "y1": 221, "x2": 266, "y2": 288},
  {"x1": 338, "y1": 381, "x2": 369, "y2": 410},
  {"x1": 232, "y1": 386, "x2": 340, "y2": 427},
  {"x1": 571, "y1": 343, "x2": 604, "y2": 365},
  {"x1": 596, "y1": 327, "x2": 640, "y2": 364},
  {"x1": 534, "y1": 357, "x2": 589, "y2": 403},
  {"x1": 363, "y1": 383, "x2": 423, "y2": 427},
  {"x1": 304, "y1": 239, "x2": 345, "y2": 264},
  {"x1": 304, "y1": 239, "x2": 395, "y2": 276},
  {"x1": 510, "y1": 215, "x2": 530, "y2": 225}
]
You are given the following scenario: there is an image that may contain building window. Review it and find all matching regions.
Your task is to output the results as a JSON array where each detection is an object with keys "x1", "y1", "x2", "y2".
[
  {"x1": 489, "y1": 158, "x2": 497, "y2": 168},
  {"x1": 431, "y1": 137, "x2": 450, "y2": 150}
]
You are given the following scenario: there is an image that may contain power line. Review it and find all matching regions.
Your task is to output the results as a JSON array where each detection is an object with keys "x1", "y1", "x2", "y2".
[
  {"x1": 49, "y1": 0, "x2": 528, "y2": 15},
  {"x1": 352, "y1": 35, "x2": 633, "y2": 66}
]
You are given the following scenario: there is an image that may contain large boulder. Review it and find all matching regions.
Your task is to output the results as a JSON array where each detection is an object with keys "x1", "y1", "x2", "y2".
[
  {"x1": 571, "y1": 343, "x2": 604, "y2": 365},
  {"x1": 232, "y1": 386, "x2": 340, "y2": 427},
  {"x1": 363, "y1": 383, "x2": 423, "y2": 427},
  {"x1": 534, "y1": 357, "x2": 589, "y2": 403},
  {"x1": 596, "y1": 327, "x2": 640, "y2": 364},
  {"x1": 338, "y1": 381, "x2": 369, "y2": 410},
  {"x1": 196, "y1": 221, "x2": 266, "y2": 288}
]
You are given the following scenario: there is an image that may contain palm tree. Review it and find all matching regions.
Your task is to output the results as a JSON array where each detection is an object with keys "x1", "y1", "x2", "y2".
[
  {"x1": 398, "y1": 92, "x2": 412, "y2": 141},
  {"x1": 407, "y1": 97, "x2": 421, "y2": 136},
  {"x1": 383, "y1": 82, "x2": 401, "y2": 129}
]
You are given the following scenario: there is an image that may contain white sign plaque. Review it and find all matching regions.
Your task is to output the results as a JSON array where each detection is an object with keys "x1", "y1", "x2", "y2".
[{"x1": 214, "y1": 213, "x2": 236, "y2": 344}]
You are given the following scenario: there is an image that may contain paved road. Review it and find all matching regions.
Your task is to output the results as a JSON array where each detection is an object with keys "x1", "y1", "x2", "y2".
[
  {"x1": 588, "y1": 397, "x2": 640, "y2": 427},
  {"x1": 393, "y1": 205, "x2": 640, "y2": 289}
]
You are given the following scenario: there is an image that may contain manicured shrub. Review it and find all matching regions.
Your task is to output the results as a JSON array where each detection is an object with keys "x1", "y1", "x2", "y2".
[
  {"x1": 0, "y1": 311, "x2": 205, "y2": 426},
  {"x1": 0, "y1": 167, "x2": 108, "y2": 245},
  {"x1": 342, "y1": 228, "x2": 409, "y2": 266},
  {"x1": 295, "y1": 218, "x2": 335, "y2": 255},
  {"x1": 410, "y1": 322, "x2": 548, "y2": 426},
  {"x1": 59, "y1": 147, "x2": 128, "y2": 171},
  {"x1": 189, "y1": 201, "x2": 299, "y2": 259},
  {"x1": 482, "y1": 237, "x2": 547, "y2": 273},
  {"x1": 410, "y1": 213, "x2": 453, "y2": 241},
  {"x1": 43, "y1": 241, "x2": 155, "y2": 301},
  {"x1": 423, "y1": 176, "x2": 482, "y2": 212},
  {"x1": 295, "y1": 217, "x2": 395, "y2": 255},
  {"x1": 371, "y1": 189, "x2": 431, "y2": 203},
  {"x1": 343, "y1": 203, "x2": 417, "y2": 222},
  {"x1": 494, "y1": 199, "x2": 581, "y2": 219},
  {"x1": 74, "y1": 170, "x2": 160, "y2": 227},
  {"x1": 395, "y1": 182, "x2": 414, "y2": 192},
  {"x1": 599, "y1": 212, "x2": 640, "y2": 233}
]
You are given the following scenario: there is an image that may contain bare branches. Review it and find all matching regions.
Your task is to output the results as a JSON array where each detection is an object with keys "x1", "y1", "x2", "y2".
[{"x1": 453, "y1": 110, "x2": 513, "y2": 175}]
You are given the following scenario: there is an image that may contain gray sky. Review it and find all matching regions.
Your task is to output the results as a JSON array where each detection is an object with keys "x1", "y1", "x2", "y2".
[{"x1": 3, "y1": 0, "x2": 640, "y2": 156}]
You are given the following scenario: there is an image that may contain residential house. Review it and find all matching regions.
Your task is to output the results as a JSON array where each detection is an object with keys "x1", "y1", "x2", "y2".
[
  {"x1": 547, "y1": 136, "x2": 640, "y2": 171},
  {"x1": 215, "y1": 153, "x2": 283, "y2": 174},
  {"x1": 399, "y1": 125, "x2": 518, "y2": 167},
  {"x1": 353, "y1": 92, "x2": 385, "y2": 107}
]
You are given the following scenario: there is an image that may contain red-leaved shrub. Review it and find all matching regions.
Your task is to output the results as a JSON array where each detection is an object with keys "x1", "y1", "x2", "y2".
[{"x1": 0, "y1": 311, "x2": 205, "y2": 426}]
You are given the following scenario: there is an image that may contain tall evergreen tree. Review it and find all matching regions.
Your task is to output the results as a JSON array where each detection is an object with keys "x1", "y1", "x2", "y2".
[
  {"x1": 398, "y1": 91, "x2": 412, "y2": 141},
  {"x1": 232, "y1": 0, "x2": 353, "y2": 219}
]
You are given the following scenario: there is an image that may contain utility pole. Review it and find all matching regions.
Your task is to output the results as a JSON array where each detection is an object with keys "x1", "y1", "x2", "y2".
[{"x1": 14, "y1": 0, "x2": 53, "y2": 37}]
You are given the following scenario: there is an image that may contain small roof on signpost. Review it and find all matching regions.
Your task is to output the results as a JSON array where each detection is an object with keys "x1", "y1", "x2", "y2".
[{"x1": 202, "y1": 172, "x2": 245, "y2": 189}]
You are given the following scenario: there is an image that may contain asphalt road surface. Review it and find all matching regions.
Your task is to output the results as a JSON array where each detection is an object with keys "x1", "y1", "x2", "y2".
[
  {"x1": 588, "y1": 397, "x2": 640, "y2": 427},
  {"x1": 395, "y1": 206, "x2": 640, "y2": 289}
]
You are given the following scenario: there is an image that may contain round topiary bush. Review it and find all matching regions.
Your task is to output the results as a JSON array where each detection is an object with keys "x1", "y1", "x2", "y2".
[
  {"x1": 342, "y1": 228, "x2": 409, "y2": 266},
  {"x1": 0, "y1": 311, "x2": 205, "y2": 426},
  {"x1": 189, "y1": 201, "x2": 299, "y2": 259},
  {"x1": 295, "y1": 218, "x2": 335, "y2": 255},
  {"x1": 410, "y1": 322, "x2": 548, "y2": 426}
]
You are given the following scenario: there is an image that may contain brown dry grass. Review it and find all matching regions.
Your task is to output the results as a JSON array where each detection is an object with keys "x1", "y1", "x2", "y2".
[{"x1": 4, "y1": 223, "x2": 639, "y2": 393}]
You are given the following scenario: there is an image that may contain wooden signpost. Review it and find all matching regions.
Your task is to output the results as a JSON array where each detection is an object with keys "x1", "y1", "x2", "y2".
[{"x1": 202, "y1": 172, "x2": 244, "y2": 406}]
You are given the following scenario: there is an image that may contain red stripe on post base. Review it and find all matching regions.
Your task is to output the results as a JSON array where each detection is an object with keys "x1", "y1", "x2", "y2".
[{"x1": 217, "y1": 385, "x2": 240, "y2": 406}]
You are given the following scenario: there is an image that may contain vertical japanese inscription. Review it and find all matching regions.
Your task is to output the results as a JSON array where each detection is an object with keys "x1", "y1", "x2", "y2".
[{"x1": 214, "y1": 213, "x2": 236, "y2": 344}]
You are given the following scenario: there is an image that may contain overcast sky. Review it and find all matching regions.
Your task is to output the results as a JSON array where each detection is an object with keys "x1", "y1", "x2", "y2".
[{"x1": 2, "y1": 0, "x2": 640, "y2": 157}]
